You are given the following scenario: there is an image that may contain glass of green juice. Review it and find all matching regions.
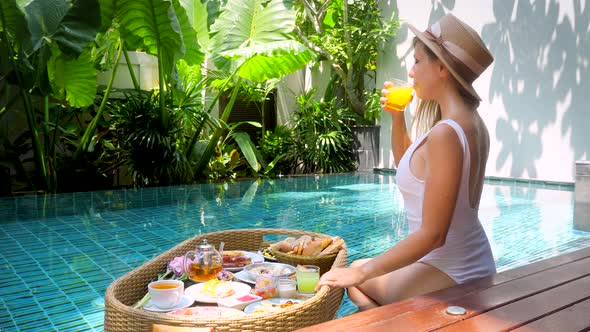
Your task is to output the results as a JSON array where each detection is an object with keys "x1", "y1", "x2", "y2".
[{"x1": 296, "y1": 265, "x2": 320, "y2": 295}]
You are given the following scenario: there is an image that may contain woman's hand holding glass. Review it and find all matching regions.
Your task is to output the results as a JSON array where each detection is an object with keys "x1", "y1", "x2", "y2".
[{"x1": 381, "y1": 79, "x2": 414, "y2": 113}]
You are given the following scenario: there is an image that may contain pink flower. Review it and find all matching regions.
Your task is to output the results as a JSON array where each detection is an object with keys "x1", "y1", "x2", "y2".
[{"x1": 168, "y1": 256, "x2": 190, "y2": 277}]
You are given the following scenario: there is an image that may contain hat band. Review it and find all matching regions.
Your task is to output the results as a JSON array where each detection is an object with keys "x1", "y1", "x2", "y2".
[{"x1": 424, "y1": 22, "x2": 485, "y2": 81}]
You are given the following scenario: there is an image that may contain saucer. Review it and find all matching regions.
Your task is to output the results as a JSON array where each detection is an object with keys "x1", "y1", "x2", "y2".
[{"x1": 143, "y1": 294, "x2": 194, "y2": 312}]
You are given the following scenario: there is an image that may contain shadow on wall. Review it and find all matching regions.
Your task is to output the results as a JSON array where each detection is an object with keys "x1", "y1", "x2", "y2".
[
  {"x1": 482, "y1": 0, "x2": 590, "y2": 178},
  {"x1": 427, "y1": 0, "x2": 456, "y2": 24},
  {"x1": 388, "y1": 0, "x2": 456, "y2": 77}
]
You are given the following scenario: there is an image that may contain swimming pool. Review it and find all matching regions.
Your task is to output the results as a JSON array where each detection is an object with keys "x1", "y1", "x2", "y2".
[{"x1": 0, "y1": 173, "x2": 588, "y2": 331}]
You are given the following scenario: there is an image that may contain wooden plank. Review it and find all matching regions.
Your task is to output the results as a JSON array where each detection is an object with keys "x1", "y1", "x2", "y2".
[
  {"x1": 304, "y1": 256, "x2": 590, "y2": 332},
  {"x1": 510, "y1": 298, "x2": 590, "y2": 332},
  {"x1": 296, "y1": 247, "x2": 590, "y2": 332},
  {"x1": 437, "y1": 275, "x2": 590, "y2": 331}
]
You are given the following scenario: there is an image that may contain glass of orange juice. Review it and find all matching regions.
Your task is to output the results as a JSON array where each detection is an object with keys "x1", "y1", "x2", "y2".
[{"x1": 384, "y1": 79, "x2": 414, "y2": 112}]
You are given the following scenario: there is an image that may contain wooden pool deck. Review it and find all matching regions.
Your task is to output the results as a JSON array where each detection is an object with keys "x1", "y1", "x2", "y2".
[{"x1": 297, "y1": 246, "x2": 590, "y2": 332}]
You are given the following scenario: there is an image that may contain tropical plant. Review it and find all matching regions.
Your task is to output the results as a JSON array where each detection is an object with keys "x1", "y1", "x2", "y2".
[
  {"x1": 0, "y1": 0, "x2": 104, "y2": 192},
  {"x1": 76, "y1": 0, "x2": 207, "y2": 161},
  {"x1": 205, "y1": 121, "x2": 256, "y2": 181},
  {"x1": 294, "y1": 0, "x2": 399, "y2": 117},
  {"x1": 104, "y1": 90, "x2": 201, "y2": 186},
  {"x1": 193, "y1": 0, "x2": 314, "y2": 177},
  {"x1": 0, "y1": 0, "x2": 316, "y2": 192},
  {"x1": 292, "y1": 89, "x2": 356, "y2": 173},
  {"x1": 259, "y1": 125, "x2": 297, "y2": 176},
  {"x1": 0, "y1": 131, "x2": 33, "y2": 194},
  {"x1": 363, "y1": 89, "x2": 383, "y2": 124}
]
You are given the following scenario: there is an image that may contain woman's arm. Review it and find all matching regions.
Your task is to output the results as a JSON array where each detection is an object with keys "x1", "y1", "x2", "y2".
[
  {"x1": 390, "y1": 112, "x2": 412, "y2": 166},
  {"x1": 318, "y1": 124, "x2": 463, "y2": 287}
]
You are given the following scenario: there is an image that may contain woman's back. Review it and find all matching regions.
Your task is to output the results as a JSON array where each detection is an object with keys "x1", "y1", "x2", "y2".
[{"x1": 453, "y1": 111, "x2": 489, "y2": 209}]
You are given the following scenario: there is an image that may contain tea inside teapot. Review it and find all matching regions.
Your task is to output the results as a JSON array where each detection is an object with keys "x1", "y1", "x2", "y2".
[{"x1": 184, "y1": 239, "x2": 223, "y2": 282}]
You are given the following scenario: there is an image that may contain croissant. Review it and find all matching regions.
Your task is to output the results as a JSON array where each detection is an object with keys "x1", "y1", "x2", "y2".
[
  {"x1": 270, "y1": 240, "x2": 293, "y2": 253},
  {"x1": 302, "y1": 239, "x2": 325, "y2": 256},
  {"x1": 318, "y1": 236, "x2": 344, "y2": 256}
]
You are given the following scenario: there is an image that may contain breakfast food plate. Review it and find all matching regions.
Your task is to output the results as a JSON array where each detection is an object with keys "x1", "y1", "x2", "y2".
[
  {"x1": 169, "y1": 306, "x2": 246, "y2": 318},
  {"x1": 243, "y1": 298, "x2": 304, "y2": 314},
  {"x1": 223, "y1": 251, "x2": 265, "y2": 271},
  {"x1": 185, "y1": 281, "x2": 251, "y2": 304},
  {"x1": 143, "y1": 295, "x2": 194, "y2": 312}
]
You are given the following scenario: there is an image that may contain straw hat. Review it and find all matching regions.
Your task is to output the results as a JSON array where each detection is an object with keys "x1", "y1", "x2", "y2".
[{"x1": 408, "y1": 14, "x2": 493, "y2": 101}]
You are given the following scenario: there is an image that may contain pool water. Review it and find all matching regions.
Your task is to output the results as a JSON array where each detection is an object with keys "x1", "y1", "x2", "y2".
[{"x1": 0, "y1": 173, "x2": 588, "y2": 331}]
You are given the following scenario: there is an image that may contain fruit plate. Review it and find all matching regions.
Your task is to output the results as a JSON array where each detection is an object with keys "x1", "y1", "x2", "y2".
[
  {"x1": 185, "y1": 281, "x2": 251, "y2": 304},
  {"x1": 243, "y1": 298, "x2": 304, "y2": 314},
  {"x1": 169, "y1": 306, "x2": 246, "y2": 318}
]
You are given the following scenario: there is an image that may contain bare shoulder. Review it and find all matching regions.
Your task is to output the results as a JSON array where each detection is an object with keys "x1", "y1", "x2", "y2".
[
  {"x1": 427, "y1": 123, "x2": 463, "y2": 149},
  {"x1": 424, "y1": 123, "x2": 464, "y2": 165}
]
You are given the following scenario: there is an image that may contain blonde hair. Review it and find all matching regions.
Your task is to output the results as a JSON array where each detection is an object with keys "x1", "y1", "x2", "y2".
[
  {"x1": 410, "y1": 38, "x2": 479, "y2": 137},
  {"x1": 411, "y1": 99, "x2": 441, "y2": 137}
]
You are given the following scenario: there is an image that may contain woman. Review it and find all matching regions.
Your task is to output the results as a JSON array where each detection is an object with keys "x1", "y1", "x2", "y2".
[{"x1": 316, "y1": 14, "x2": 496, "y2": 311}]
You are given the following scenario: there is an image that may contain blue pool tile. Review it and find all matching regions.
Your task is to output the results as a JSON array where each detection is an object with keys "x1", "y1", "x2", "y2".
[
  {"x1": 83, "y1": 311, "x2": 105, "y2": 329},
  {"x1": 0, "y1": 174, "x2": 588, "y2": 331},
  {"x1": 51, "y1": 314, "x2": 91, "y2": 332},
  {"x1": 14, "y1": 320, "x2": 56, "y2": 331}
]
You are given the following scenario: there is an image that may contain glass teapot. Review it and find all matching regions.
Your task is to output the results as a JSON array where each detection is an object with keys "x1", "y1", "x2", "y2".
[{"x1": 184, "y1": 239, "x2": 223, "y2": 282}]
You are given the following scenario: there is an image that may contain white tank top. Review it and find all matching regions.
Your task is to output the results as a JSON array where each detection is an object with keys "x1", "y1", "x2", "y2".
[{"x1": 396, "y1": 119, "x2": 496, "y2": 284}]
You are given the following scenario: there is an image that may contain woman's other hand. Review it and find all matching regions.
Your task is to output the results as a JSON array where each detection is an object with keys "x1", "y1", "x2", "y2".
[{"x1": 316, "y1": 266, "x2": 368, "y2": 290}]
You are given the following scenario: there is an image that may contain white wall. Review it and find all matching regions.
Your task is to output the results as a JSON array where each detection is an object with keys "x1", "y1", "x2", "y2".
[
  {"x1": 276, "y1": 61, "x2": 332, "y2": 127},
  {"x1": 96, "y1": 52, "x2": 159, "y2": 91},
  {"x1": 377, "y1": 0, "x2": 589, "y2": 183}
]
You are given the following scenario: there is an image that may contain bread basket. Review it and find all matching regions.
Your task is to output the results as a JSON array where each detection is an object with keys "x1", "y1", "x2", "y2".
[{"x1": 269, "y1": 248, "x2": 338, "y2": 276}]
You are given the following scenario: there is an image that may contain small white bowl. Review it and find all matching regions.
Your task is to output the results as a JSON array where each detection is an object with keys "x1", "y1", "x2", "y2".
[
  {"x1": 243, "y1": 262, "x2": 296, "y2": 281},
  {"x1": 216, "y1": 294, "x2": 262, "y2": 310}
]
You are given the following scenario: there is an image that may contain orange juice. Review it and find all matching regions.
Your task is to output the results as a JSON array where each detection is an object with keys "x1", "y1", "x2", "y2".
[{"x1": 385, "y1": 86, "x2": 414, "y2": 112}]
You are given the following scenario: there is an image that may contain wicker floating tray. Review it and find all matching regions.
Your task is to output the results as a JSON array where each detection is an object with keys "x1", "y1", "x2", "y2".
[{"x1": 104, "y1": 228, "x2": 347, "y2": 332}]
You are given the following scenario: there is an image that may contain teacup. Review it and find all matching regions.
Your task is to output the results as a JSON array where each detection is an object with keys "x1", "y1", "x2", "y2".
[{"x1": 148, "y1": 279, "x2": 184, "y2": 309}]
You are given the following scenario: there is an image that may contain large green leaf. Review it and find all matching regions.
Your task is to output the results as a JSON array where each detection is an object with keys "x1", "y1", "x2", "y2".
[
  {"x1": 238, "y1": 48, "x2": 313, "y2": 82},
  {"x1": 210, "y1": 0, "x2": 296, "y2": 49},
  {"x1": 98, "y1": 0, "x2": 115, "y2": 31},
  {"x1": 117, "y1": 0, "x2": 184, "y2": 77},
  {"x1": 16, "y1": 0, "x2": 32, "y2": 8},
  {"x1": 172, "y1": 0, "x2": 204, "y2": 66},
  {"x1": 232, "y1": 131, "x2": 259, "y2": 172},
  {"x1": 178, "y1": 0, "x2": 209, "y2": 55},
  {"x1": 209, "y1": 0, "x2": 311, "y2": 81},
  {"x1": 25, "y1": 0, "x2": 101, "y2": 56},
  {"x1": 48, "y1": 49, "x2": 97, "y2": 107},
  {"x1": 24, "y1": 0, "x2": 68, "y2": 51},
  {"x1": 53, "y1": 0, "x2": 101, "y2": 55},
  {"x1": 0, "y1": 0, "x2": 25, "y2": 35},
  {"x1": 0, "y1": 0, "x2": 32, "y2": 59}
]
